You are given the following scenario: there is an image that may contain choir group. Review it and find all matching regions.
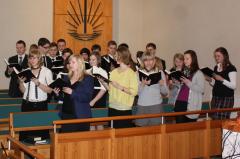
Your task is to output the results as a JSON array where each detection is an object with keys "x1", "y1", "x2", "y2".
[{"x1": 4, "y1": 38, "x2": 237, "y2": 136}]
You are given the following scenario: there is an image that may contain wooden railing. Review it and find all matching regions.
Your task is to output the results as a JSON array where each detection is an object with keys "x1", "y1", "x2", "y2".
[
  {"x1": 51, "y1": 108, "x2": 240, "y2": 159},
  {"x1": 53, "y1": 107, "x2": 240, "y2": 131},
  {"x1": 6, "y1": 136, "x2": 45, "y2": 159}
]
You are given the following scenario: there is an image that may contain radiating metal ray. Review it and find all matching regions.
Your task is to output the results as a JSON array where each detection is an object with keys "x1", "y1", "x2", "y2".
[
  {"x1": 87, "y1": 0, "x2": 94, "y2": 22},
  {"x1": 92, "y1": 12, "x2": 103, "y2": 26},
  {"x1": 67, "y1": 10, "x2": 79, "y2": 26},
  {"x1": 77, "y1": 0, "x2": 84, "y2": 22},
  {"x1": 66, "y1": 21, "x2": 78, "y2": 29},
  {"x1": 89, "y1": 2, "x2": 101, "y2": 24},
  {"x1": 93, "y1": 22, "x2": 104, "y2": 29},
  {"x1": 70, "y1": 1, "x2": 81, "y2": 24}
]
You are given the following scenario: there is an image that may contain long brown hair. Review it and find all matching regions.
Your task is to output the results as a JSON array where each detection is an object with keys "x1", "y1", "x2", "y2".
[
  {"x1": 184, "y1": 50, "x2": 199, "y2": 74},
  {"x1": 90, "y1": 51, "x2": 102, "y2": 67},
  {"x1": 214, "y1": 47, "x2": 232, "y2": 71},
  {"x1": 116, "y1": 46, "x2": 131, "y2": 65}
]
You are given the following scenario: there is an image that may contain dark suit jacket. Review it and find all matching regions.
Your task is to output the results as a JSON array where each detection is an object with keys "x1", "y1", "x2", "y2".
[
  {"x1": 50, "y1": 56, "x2": 64, "y2": 79},
  {"x1": 51, "y1": 56, "x2": 64, "y2": 65},
  {"x1": 43, "y1": 55, "x2": 53, "y2": 69},
  {"x1": 4, "y1": 54, "x2": 28, "y2": 97},
  {"x1": 101, "y1": 55, "x2": 119, "y2": 74}
]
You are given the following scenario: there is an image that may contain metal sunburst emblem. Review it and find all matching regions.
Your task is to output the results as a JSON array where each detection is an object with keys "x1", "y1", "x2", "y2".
[{"x1": 66, "y1": 0, "x2": 104, "y2": 41}]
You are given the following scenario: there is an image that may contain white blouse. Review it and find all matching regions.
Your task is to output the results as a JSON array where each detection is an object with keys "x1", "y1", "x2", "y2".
[{"x1": 23, "y1": 66, "x2": 53, "y2": 102}]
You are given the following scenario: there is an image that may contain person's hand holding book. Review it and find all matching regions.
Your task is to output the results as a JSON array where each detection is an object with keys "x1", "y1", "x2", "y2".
[
  {"x1": 213, "y1": 74, "x2": 224, "y2": 82},
  {"x1": 63, "y1": 87, "x2": 72, "y2": 94},
  {"x1": 141, "y1": 78, "x2": 151, "y2": 87},
  {"x1": 180, "y1": 76, "x2": 191, "y2": 85},
  {"x1": 53, "y1": 88, "x2": 60, "y2": 96}
]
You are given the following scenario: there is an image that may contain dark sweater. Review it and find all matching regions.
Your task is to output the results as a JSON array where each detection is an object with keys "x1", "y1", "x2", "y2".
[{"x1": 212, "y1": 64, "x2": 237, "y2": 97}]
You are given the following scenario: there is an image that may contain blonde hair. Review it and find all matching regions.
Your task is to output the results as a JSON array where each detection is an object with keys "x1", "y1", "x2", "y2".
[
  {"x1": 141, "y1": 51, "x2": 159, "y2": 70},
  {"x1": 141, "y1": 51, "x2": 155, "y2": 62},
  {"x1": 155, "y1": 56, "x2": 163, "y2": 71},
  {"x1": 173, "y1": 53, "x2": 184, "y2": 68},
  {"x1": 68, "y1": 54, "x2": 85, "y2": 81},
  {"x1": 28, "y1": 50, "x2": 43, "y2": 68}
]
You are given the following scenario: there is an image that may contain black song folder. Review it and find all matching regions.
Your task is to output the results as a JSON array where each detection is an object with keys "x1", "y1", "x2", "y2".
[
  {"x1": 201, "y1": 67, "x2": 214, "y2": 77},
  {"x1": 138, "y1": 70, "x2": 162, "y2": 85},
  {"x1": 13, "y1": 67, "x2": 35, "y2": 83}
]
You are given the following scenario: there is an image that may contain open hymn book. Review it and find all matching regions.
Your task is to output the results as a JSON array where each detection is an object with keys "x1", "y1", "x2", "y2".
[
  {"x1": 138, "y1": 69, "x2": 162, "y2": 86},
  {"x1": 13, "y1": 67, "x2": 35, "y2": 83},
  {"x1": 4, "y1": 58, "x2": 22, "y2": 71},
  {"x1": 91, "y1": 66, "x2": 109, "y2": 90},
  {"x1": 165, "y1": 70, "x2": 186, "y2": 82},
  {"x1": 200, "y1": 67, "x2": 215, "y2": 77}
]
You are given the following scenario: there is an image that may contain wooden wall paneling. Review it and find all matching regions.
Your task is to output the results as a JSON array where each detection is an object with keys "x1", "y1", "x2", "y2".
[
  {"x1": 54, "y1": 0, "x2": 112, "y2": 55},
  {"x1": 56, "y1": 139, "x2": 111, "y2": 159},
  {"x1": 54, "y1": 15, "x2": 76, "y2": 51},
  {"x1": 210, "y1": 128, "x2": 222, "y2": 156},
  {"x1": 210, "y1": 120, "x2": 223, "y2": 156},
  {"x1": 114, "y1": 126, "x2": 162, "y2": 159},
  {"x1": 167, "y1": 132, "x2": 190, "y2": 159},
  {"x1": 51, "y1": 120, "x2": 224, "y2": 159},
  {"x1": 73, "y1": 16, "x2": 112, "y2": 54},
  {"x1": 54, "y1": 0, "x2": 112, "y2": 17},
  {"x1": 53, "y1": 130, "x2": 112, "y2": 159},
  {"x1": 114, "y1": 134, "x2": 161, "y2": 159}
]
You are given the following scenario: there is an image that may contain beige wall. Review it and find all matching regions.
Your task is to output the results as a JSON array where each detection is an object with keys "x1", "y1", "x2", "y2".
[
  {"x1": 114, "y1": 0, "x2": 240, "y2": 101},
  {"x1": 0, "y1": 0, "x2": 53, "y2": 89},
  {"x1": 1, "y1": 0, "x2": 239, "y2": 102}
]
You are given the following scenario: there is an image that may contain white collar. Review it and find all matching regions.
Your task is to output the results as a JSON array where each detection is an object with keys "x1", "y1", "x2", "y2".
[
  {"x1": 58, "y1": 51, "x2": 62, "y2": 56},
  {"x1": 103, "y1": 56, "x2": 110, "y2": 63},
  {"x1": 18, "y1": 54, "x2": 25, "y2": 59},
  {"x1": 49, "y1": 56, "x2": 56, "y2": 61},
  {"x1": 217, "y1": 63, "x2": 222, "y2": 72},
  {"x1": 108, "y1": 54, "x2": 114, "y2": 59}
]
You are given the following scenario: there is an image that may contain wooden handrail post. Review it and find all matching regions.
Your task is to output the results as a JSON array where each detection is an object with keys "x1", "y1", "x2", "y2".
[
  {"x1": 54, "y1": 124, "x2": 56, "y2": 133},
  {"x1": 8, "y1": 139, "x2": 11, "y2": 151},
  {"x1": 110, "y1": 120, "x2": 113, "y2": 128},
  {"x1": 161, "y1": 116, "x2": 164, "y2": 124}
]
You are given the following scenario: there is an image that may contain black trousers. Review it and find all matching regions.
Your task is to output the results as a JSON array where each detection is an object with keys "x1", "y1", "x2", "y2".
[
  {"x1": 174, "y1": 100, "x2": 197, "y2": 123},
  {"x1": 108, "y1": 108, "x2": 134, "y2": 128},
  {"x1": 19, "y1": 100, "x2": 49, "y2": 142},
  {"x1": 60, "y1": 113, "x2": 90, "y2": 133}
]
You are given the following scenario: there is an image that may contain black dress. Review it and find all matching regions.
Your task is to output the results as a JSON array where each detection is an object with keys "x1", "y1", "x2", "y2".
[{"x1": 91, "y1": 77, "x2": 107, "y2": 108}]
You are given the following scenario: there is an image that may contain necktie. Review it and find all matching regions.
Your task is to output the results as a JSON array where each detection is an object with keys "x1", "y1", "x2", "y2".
[
  {"x1": 52, "y1": 58, "x2": 55, "y2": 62},
  {"x1": 19, "y1": 56, "x2": 23, "y2": 65}
]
